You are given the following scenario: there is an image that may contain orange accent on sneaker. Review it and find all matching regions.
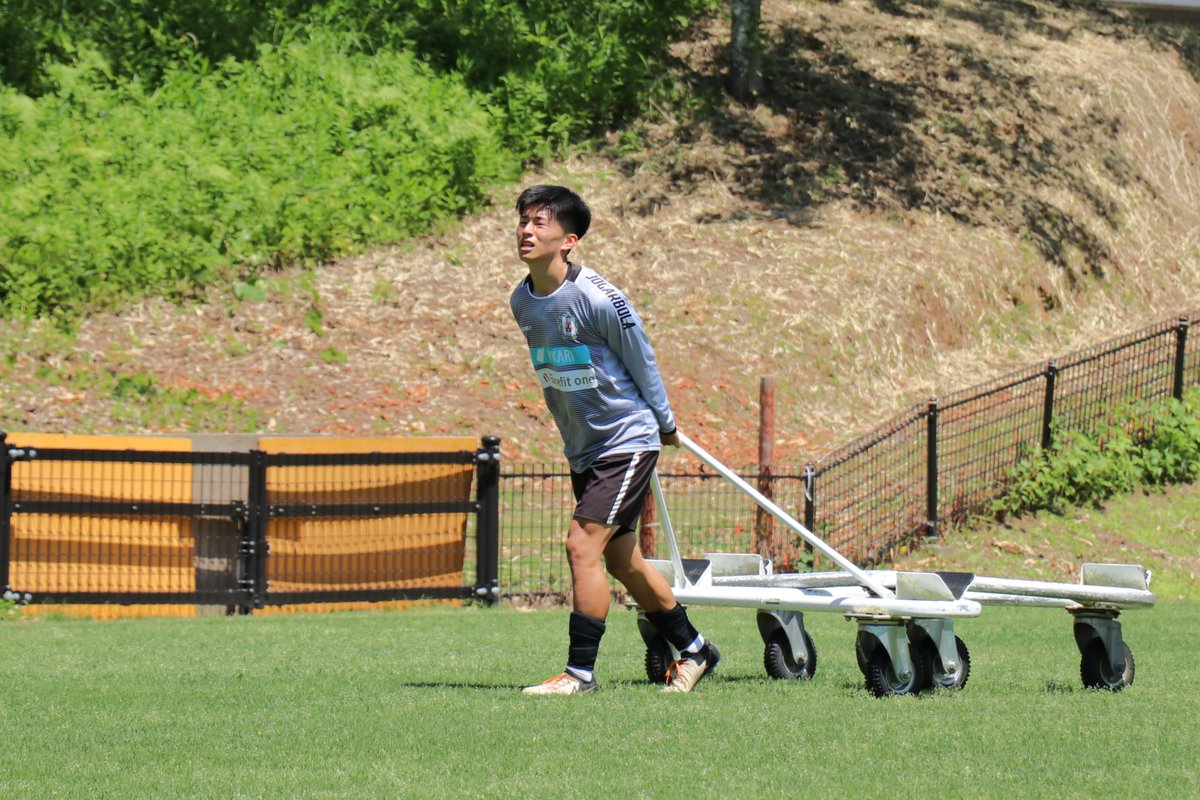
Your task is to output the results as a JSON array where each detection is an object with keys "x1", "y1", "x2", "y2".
[
  {"x1": 663, "y1": 645, "x2": 719, "y2": 693},
  {"x1": 522, "y1": 672, "x2": 598, "y2": 696}
]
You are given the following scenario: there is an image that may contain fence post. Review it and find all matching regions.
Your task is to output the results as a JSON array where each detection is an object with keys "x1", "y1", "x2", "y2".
[
  {"x1": 803, "y1": 462, "x2": 816, "y2": 569},
  {"x1": 1041, "y1": 359, "x2": 1058, "y2": 451},
  {"x1": 639, "y1": 489, "x2": 656, "y2": 558},
  {"x1": 239, "y1": 449, "x2": 269, "y2": 614},
  {"x1": 474, "y1": 436, "x2": 501, "y2": 605},
  {"x1": 0, "y1": 432, "x2": 10, "y2": 595},
  {"x1": 926, "y1": 397, "x2": 939, "y2": 541},
  {"x1": 1173, "y1": 315, "x2": 1189, "y2": 401},
  {"x1": 753, "y1": 376, "x2": 776, "y2": 562}
]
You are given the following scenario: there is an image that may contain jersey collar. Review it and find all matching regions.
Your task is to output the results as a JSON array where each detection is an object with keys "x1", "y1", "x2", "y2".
[{"x1": 523, "y1": 260, "x2": 582, "y2": 293}]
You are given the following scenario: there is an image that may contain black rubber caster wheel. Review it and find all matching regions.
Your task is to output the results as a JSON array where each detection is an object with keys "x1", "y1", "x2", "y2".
[
  {"x1": 855, "y1": 638, "x2": 871, "y2": 677},
  {"x1": 1080, "y1": 639, "x2": 1134, "y2": 691},
  {"x1": 763, "y1": 628, "x2": 817, "y2": 680},
  {"x1": 865, "y1": 643, "x2": 931, "y2": 697},
  {"x1": 644, "y1": 635, "x2": 674, "y2": 684},
  {"x1": 924, "y1": 635, "x2": 971, "y2": 690}
]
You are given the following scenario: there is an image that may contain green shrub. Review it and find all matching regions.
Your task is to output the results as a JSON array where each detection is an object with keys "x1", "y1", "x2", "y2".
[
  {"x1": 0, "y1": 0, "x2": 300, "y2": 94},
  {"x1": 386, "y1": 0, "x2": 718, "y2": 155},
  {"x1": 1, "y1": 589, "x2": 26, "y2": 620},
  {"x1": 0, "y1": 31, "x2": 516, "y2": 316},
  {"x1": 994, "y1": 389, "x2": 1200, "y2": 517},
  {"x1": 0, "y1": 1, "x2": 716, "y2": 318},
  {"x1": 1, "y1": 1, "x2": 717, "y2": 153}
]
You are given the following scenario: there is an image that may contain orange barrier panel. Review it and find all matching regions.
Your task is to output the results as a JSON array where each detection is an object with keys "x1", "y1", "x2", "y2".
[
  {"x1": 6, "y1": 434, "x2": 196, "y2": 597},
  {"x1": 1, "y1": 434, "x2": 479, "y2": 615},
  {"x1": 260, "y1": 437, "x2": 476, "y2": 594},
  {"x1": 254, "y1": 598, "x2": 462, "y2": 616},
  {"x1": 19, "y1": 604, "x2": 197, "y2": 620}
]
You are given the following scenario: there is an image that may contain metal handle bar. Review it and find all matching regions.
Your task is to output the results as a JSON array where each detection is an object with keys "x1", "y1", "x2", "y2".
[
  {"x1": 674, "y1": 431, "x2": 895, "y2": 599},
  {"x1": 649, "y1": 471, "x2": 688, "y2": 590}
]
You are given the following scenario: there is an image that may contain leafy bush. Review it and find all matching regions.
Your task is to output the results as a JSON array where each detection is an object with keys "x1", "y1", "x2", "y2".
[
  {"x1": 994, "y1": 389, "x2": 1200, "y2": 517},
  {"x1": 0, "y1": 32, "x2": 515, "y2": 316},
  {"x1": 390, "y1": 0, "x2": 717, "y2": 155},
  {"x1": 0, "y1": 1, "x2": 716, "y2": 317},
  {"x1": 1, "y1": 589, "x2": 28, "y2": 620},
  {"x1": 1, "y1": 1, "x2": 717, "y2": 154},
  {"x1": 0, "y1": 0, "x2": 298, "y2": 94}
]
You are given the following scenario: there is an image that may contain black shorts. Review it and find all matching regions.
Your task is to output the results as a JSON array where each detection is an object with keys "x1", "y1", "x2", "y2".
[{"x1": 570, "y1": 450, "x2": 660, "y2": 536}]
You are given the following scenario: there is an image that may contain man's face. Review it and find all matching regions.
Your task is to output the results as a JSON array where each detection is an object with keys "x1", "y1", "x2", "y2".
[{"x1": 517, "y1": 206, "x2": 576, "y2": 266}]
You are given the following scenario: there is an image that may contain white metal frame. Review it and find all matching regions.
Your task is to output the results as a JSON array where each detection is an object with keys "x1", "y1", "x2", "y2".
[{"x1": 639, "y1": 432, "x2": 1155, "y2": 693}]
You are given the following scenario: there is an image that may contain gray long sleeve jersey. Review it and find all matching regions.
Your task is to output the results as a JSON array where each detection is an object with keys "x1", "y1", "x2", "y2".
[{"x1": 510, "y1": 262, "x2": 675, "y2": 472}]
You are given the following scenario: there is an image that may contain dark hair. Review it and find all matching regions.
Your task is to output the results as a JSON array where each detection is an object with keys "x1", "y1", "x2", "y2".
[{"x1": 516, "y1": 185, "x2": 591, "y2": 239}]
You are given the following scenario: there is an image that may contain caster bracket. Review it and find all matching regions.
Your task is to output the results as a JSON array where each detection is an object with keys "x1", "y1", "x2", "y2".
[
  {"x1": 912, "y1": 617, "x2": 960, "y2": 675},
  {"x1": 856, "y1": 621, "x2": 914, "y2": 682},
  {"x1": 756, "y1": 609, "x2": 812, "y2": 667},
  {"x1": 1072, "y1": 609, "x2": 1125, "y2": 676}
]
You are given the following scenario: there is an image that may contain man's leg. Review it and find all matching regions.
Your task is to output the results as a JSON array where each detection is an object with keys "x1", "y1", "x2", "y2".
[
  {"x1": 526, "y1": 450, "x2": 720, "y2": 695},
  {"x1": 602, "y1": 530, "x2": 675, "y2": 614},
  {"x1": 522, "y1": 516, "x2": 613, "y2": 696},
  {"x1": 605, "y1": 531, "x2": 720, "y2": 693},
  {"x1": 567, "y1": 517, "x2": 619, "y2": 619}
]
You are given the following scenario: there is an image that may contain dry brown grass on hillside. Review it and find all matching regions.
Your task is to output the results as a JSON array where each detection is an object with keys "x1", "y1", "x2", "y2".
[{"x1": 2, "y1": 0, "x2": 1198, "y2": 468}]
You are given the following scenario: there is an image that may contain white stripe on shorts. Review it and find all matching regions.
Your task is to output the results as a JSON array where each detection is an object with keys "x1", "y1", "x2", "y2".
[{"x1": 606, "y1": 452, "x2": 641, "y2": 525}]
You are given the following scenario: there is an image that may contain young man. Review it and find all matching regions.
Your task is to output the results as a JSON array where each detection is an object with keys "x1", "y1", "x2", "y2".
[{"x1": 509, "y1": 184, "x2": 719, "y2": 695}]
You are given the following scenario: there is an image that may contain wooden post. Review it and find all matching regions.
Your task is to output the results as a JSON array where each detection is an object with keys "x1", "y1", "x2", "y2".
[
  {"x1": 753, "y1": 376, "x2": 776, "y2": 563},
  {"x1": 639, "y1": 486, "x2": 656, "y2": 558}
]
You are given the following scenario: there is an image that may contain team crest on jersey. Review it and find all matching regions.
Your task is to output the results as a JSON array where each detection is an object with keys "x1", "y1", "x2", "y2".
[{"x1": 559, "y1": 313, "x2": 579, "y2": 342}]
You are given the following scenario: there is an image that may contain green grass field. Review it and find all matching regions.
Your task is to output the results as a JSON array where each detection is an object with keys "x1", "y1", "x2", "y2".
[{"x1": 2, "y1": 601, "x2": 1196, "y2": 799}]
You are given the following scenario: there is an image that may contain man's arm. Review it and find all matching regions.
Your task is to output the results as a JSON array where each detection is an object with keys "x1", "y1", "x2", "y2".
[{"x1": 594, "y1": 286, "x2": 677, "y2": 439}]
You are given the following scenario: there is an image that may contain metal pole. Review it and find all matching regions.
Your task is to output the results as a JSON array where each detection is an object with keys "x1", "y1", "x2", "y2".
[
  {"x1": 1041, "y1": 359, "x2": 1058, "y2": 451},
  {"x1": 926, "y1": 397, "x2": 939, "y2": 541},
  {"x1": 650, "y1": 471, "x2": 687, "y2": 589},
  {"x1": 240, "y1": 449, "x2": 268, "y2": 613},
  {"x1": 754, "y1": 376, "x2": 776, "y2": 560},
  {"x1": 0, "y1": 432, "x2": 11, "y2": 594},
  {"x1": 803, "y1": 463, "x2": 815, "y2": 532},
  {"x1": 676, "y1": 431, "x2": 894, "y2": 598},
  {"x1": 474, "y1": 436, "x2": 501, "y2": 604},
  {"x1": 1173, "y1": 315, "x2": 1189, "y2": 401},
  {"x1": 803, "y1": 462, "x2": 816, "y2": 570}
]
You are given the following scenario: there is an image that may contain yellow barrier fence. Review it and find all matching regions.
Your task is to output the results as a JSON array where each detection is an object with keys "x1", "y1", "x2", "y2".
[{"x1": 1, "y1": 433, "x2": 487, "y2": 618}]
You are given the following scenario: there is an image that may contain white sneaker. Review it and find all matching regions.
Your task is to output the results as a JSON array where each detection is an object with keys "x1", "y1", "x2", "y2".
[
  {"x1": 522, "y1": 672, "x2": 599, "y2": 696},
  {"x1": 663, "y1": 642, "x2": 721, "y2": 693}
]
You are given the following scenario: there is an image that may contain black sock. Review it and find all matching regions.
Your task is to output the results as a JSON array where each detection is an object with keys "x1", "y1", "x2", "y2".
[
  {"x1": 567, "y1": 611, "x2": 606, "y2": 676},
  {"x1": 644, "y1": 604, "x2": 701, "y2": 654}
]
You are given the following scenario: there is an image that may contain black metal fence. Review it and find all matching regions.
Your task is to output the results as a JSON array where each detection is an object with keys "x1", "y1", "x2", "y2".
[
  {"x1": 0, "y1": 436, "x2": 501, "y2": 612},
  {"x1": 497, "y1": 312, "x2": 1198, "y2": 595},
  {"x1": 3, "y1": 313, "x2": 1195, "y2": 606}
]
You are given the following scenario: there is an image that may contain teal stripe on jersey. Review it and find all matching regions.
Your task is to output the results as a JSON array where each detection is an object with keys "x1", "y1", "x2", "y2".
[{"x1": 531, "y1": 345, "x2": 592, "y2": 368}]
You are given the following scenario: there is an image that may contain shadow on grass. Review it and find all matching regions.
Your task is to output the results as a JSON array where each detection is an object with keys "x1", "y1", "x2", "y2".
[
  {"x1": 391, "y1": 673, "x2": 786, "y2": 692},
  {"x1": 393, "y1": 676, "x2": 1095, "y2": 694},
  {"x1": 394, "y1": 680, "x2": 530, "y2": 691}
]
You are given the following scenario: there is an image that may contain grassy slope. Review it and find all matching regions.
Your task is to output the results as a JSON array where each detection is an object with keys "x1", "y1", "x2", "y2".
[
  {"x1": 1, "y1": 0, "x2": 1198, "y2": 567},
  {"x1": 892, "y1": 478, "x2": 1200, "y2": 601}
]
